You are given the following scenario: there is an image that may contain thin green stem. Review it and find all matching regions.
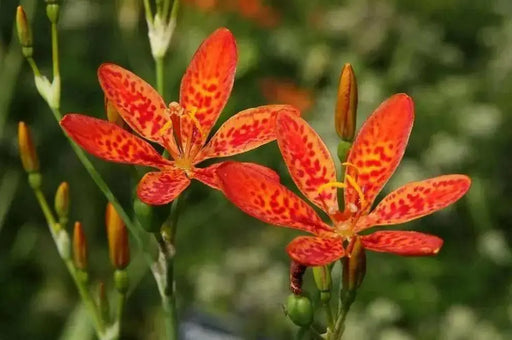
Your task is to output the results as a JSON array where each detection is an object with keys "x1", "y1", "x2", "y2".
[
  {"x1": 31, "y1": 182, "x2": 105, "y2": 336},
  {"x1": 332, "y1": 290, "x2": 356, "y2": 340},
  {"x1": 51, "y1": 22, "x2": 60, "y2": 80},
  {"x1": 324, "y1": 302, "x2": 335, "y2": 329},
  {"x1": 162, "y1": 0, "x2": 172, "y2": 20},
  {"x1": 156, "y1": 56, "x2": 165, "y2": 97},
  {"x1": 115, "y1": 291, "x2": 126, "y2": 339},
  {"x1": 143, "y1": 0, "x2": 153, "y2": 24},
  {"x1": 26, "y1": 57, "x2": 41, "y2": 77},
  {"x1": 170, "y1": 0, "x2": 180, "y2": 23}
]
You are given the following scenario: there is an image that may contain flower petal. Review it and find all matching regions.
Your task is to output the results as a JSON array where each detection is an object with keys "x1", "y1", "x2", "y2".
[
  {"x1": 195, "y1": 161, "x2": 280, "y2": 190},
  {"x1": 360, "y1": 231, "x2": 443, "y2": 256},
  {"x1": 217, "y1": 162, "x2": 330, "y2": 234},
  {"x1": 356, "y1": 175, "x2": 471, "y2": 231},
  {"x1": 194, "y1": 105, "x2": 300, "y2": 162},
  {"x1": 276, "y1": 110, "x2": 338, "y2": 214},
  {"x1": 60, "y1": 114, "x2": 171, "y2": 168},
  {"x1": 137, "y1": 169, "x2": 190, "y2": 205},
  {"x1": 286, "y1": 236, "x2": 345, "y2": 266},
  {"x1": 98, "y1": 63, "x2": 170, "y2": 144},
  {"x1": 180, "y1": 28, "x2": 237, "y2": 145},
  {"x1": 345, "y1": 93, "x2": 414, "y2": 216}
]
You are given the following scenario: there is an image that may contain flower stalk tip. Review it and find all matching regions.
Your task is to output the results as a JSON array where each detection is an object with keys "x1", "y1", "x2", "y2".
[
  {"x1": 18, "y1": 122, "x2": 39, "y2": 173},
  {"x1": 55, "y1": 182, "x2": 70, "y2": 225},
  {"x1": 106, "y1": 203, "x2": 130, "y2": 269},
  {"x1": 73, "y1": 221, "x2": 88, "y2": 271},
  {"x1": 16, "y1": 6, "x2": 33, "y2": 57},
  {"x1": 335, "y1": 63, "x2": 358, "y2": 142}
]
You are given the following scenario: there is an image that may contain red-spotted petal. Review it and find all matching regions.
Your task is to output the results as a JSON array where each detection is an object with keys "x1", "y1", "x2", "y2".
[
  {"x1": 217, "y1": 162, "x2": 330, "y2": 234},
  {"x1": 195, "y1": 105, "x2": 300, "y2": 163},
  {"x1": 360, "y1": 231, "x2": 443, "y2": 256},
  {"x1": 193, "y1": 163, "x2": 223, "y2": 190},
  {"x1": 137, "y1": 169, "x2": 190, "y2": 205},
  {"x1": 98, "y1": 63, "x2": 170, "y2": 145},
  {"x1": 60, "y1": 114, "x2": 171, "y2": 168},
  {"x1": 356, "y1": 175, "x2": 471, "y2": 231},
  {"x1": 286, "y1": 236, "x2": 345, "y2": 266},
  {"x1": 276, "y1": 111, "x2": 338, "y2": 215},
  {"x1": 345, "y1": 93, "x2": 414, "y2": 215},
  {"x1": 180, "y1": 28, "x2": 237, "y2": 146}
]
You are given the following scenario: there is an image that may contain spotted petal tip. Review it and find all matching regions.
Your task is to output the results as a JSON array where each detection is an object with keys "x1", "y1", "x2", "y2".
[{"x1": 361, "y1": 231, "x2": 443, "y2": 256}]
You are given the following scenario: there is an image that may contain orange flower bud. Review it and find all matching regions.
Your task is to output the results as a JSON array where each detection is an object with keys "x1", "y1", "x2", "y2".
[
  {"x1": 73, "y1": 221, "x2": 88, "y2": 270},
  {"x1": 16, "y1": 6, "x2": 32, "y2": 48},
  {"x1": 335, "y1": 63, "x2": 358, "y2": 141},
  {"x1": 105, "y1": 203, "x2": 130, "y2": 269},
  {"x1": 55, "y1": 182, "x2": 69, "y2": 224},
  {"x1": 105, "y1": 97, "x2": 128, "y2": 130},
  {"x1": 18, "y1": 122, "x2": 39, "y2": 173},
  {"x1": 342, "y1": 237, "x2": 366, "y2": 291}
]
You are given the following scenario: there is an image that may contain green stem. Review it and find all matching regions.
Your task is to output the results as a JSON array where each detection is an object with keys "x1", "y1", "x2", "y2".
[
  {"x1": 115, "y1": 291, "x2": 126, "y2": 339},
  {"x1": 156, "y1": 56, "x2": 165, "y2": 97},
  {"x1": 332, "y1": 290, "x2": 356, "y2": 340},
  {"x1": 324, "y1": 302, "x2": 335, "y2": 329},
  {"x1": 142, "y1": 0, "x2": 153, "y2": 24},
  {"x1": 51, "y1": 22, "x2": 60, "y2": 80},
  {"x1": 31, "y1": 181, "x2": 105, "y2": 336}
]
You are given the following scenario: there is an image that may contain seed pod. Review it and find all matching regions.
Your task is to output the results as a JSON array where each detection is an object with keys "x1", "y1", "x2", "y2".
[{"x1": 286, "y1": 293, "x2": 314, "y2": 327}]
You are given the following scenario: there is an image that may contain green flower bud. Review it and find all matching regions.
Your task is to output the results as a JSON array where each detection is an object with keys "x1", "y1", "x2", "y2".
[
  {"x1": 46, "y1": 2, "x2": 60, "y2": 24},
  {"x1": 286, "y1": 293, "x2": 314, "y2": 327},
  {"x1": 16, "y1": 6, "x2": 33, "y2": 57},
  {"x1": 313, "y1": 266, "x2": 332, "y2": 303},
  {"x1": 55, "y1": 182, "x2": 69, "y2": 225}
]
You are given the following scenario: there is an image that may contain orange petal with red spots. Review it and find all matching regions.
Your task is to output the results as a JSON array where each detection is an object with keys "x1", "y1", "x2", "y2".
[
  {"x1": 356, "y1": 175, "x2": 471, "y2": 231},
  {"x1": 193, "y1": 163, "x2": 223, "y2": 190},
  {"x1": 98, "y1": 63, "x2": 170, "y2": 145},
  {"x1": 345, "y1": 93, "x2": 414, "y2": 215},
  {"x1": 137, "y1": 169, "x2": 190, "y2": 205},
  {"x1": 180, "y1": 28, "x2": 237, "y2": 146},
  {"x1": 360, "y1": 231, "x2": 443, "y2": 256},
  {"x1": 276, "y1": 111, "x2": 338, "y2": 215},
  {"x1": 195, "y1": 105, "x2": 300, "y2": 162},
  {"x1": 60, "y1": 114, "x2": 171, "y2": 168},
  {"x1": 286, "y1": 236, "x2": 345, "y2": 266},
  {"x1": 217, "y1": 162, "x2": 330, "y2": 234}
]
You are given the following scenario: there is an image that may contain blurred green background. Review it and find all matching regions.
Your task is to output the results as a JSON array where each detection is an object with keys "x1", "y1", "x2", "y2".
[{"x1": 1, "y1": 0, "x2": 512, "y2": 339}]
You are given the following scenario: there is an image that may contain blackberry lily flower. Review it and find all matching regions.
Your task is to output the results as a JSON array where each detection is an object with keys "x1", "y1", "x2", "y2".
[
  {"x1": 60, "y1": 28, "x2": 298, "y2": 205},
  {"x1": 217, "y1": 94, "x2": 471, "y2": 266}
]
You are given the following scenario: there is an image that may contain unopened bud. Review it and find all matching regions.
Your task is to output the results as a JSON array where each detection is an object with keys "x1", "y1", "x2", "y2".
[
  {"x1": 286, "y1": 293, "x2": 314, "y2": 327},
  {"x1": 105, "y1": 98, "x2": 128, "y2": 129},
  {"x1": 114, "y1": 269, "x2": 129, "y2": 294},
  {"x1": 342, "y1": 237, "x2": 366, "y2": 291},
  {"x1": 106, "y1": 202, "x2": 130, "y2": 269},
  {"x1": 335, "y1": 63, "x2": 358, "y2": 141},
  {"x1": 45, "y1": 1, "x2": 60, "y2": 24},
  {"x1": 55, "y1": 182, "x2": 69, "y2": 225},
  {"x1": 289, "y1": 260, "x2": 306, "y2": 295},
  {"x1": 18, "y1": 122, "x2": 39, "y2": 173},
  {"x1": 16, "y1": 6, "x2": 33, "y2": 57},
  {"x1": 313, "y1": 265, "x2": 332, "y2": 303},
  {"x1": 73, "y1": 222, "x2": 88, "y2": 271}
]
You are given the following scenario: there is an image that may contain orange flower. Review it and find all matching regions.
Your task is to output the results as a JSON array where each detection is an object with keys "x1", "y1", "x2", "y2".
[
  {"x1": 217, "y1": 94, "x2": 471, "y2": 266},
  {"x1": 60, "y1": 28, "x2": 298, "y2": 205}
]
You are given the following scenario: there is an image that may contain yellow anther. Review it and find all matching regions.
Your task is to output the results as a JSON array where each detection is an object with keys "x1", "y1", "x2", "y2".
[
  {"x1": 317, "y1": 181, "x2": 347, "y2": 193},
  {"x1": 342, "y1": 162, "x2": 359, "y2": 175},
  {"x1": 344, "y1": 174, "x2": 366, "y2": 208},
  {"x1": 157, "y1": 121, "x2": 173, "y2": 137},
  {"x1": 185, "y1": 106, "x2": 204, "y2": 140}
]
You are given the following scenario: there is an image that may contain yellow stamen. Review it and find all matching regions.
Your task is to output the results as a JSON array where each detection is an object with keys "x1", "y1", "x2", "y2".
[
  {"x1": 345, "y1": 174, "x2": 366, "y2": 208},
  {"x1": 342, "y1": 162, "x2": 359, "y2": 175},
  {"x1": 317, "y1": 181, "x2": 347, "y2": 193},
  {"x1": 185, "y1": 106, "x2": 204, "y2": 140},
  {"x1": 157, "y1": 120, "x2": 173, "y2": 137}
]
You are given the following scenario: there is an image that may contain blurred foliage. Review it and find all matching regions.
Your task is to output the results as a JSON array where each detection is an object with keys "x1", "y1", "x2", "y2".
[{"x1": 1, "y1": 0, "x2": 512, "y2": 339}]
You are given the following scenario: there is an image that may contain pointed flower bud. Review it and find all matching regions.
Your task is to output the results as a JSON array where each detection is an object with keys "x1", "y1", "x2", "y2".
[
  {"x1": 335, "y1": 63, "x2": 358, "y2": 142},
  {"x1": 313, "y1": 265, "x2": 332, "y2": 303},
  {"x1": 342, "y1": 237, "x2": 366, "y2": 291},
  {"x1": 105, "y1": 97, "x2": 128, "y2": 130},
  {"x1": 73, "y1": 221, "x2": 88, "y2": 271},
  {"x1": 286, "y1": 293, "x2": 314, "y2": 327},
  {"x1": 289, "y1": 260, "x2": 306, "y2": 295},
  {"x1": 55, "y1": 182, "x2": 69, "y2": 225},
  {"x1": 16, "y1": 6, "x2": 33, "y2": 58},
  {"x1": 106, "y1": 203, "x2": 130, "y2": 269},
  {"x1": 18, "y1": 122, "x2": 39, "y2": 173}
]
